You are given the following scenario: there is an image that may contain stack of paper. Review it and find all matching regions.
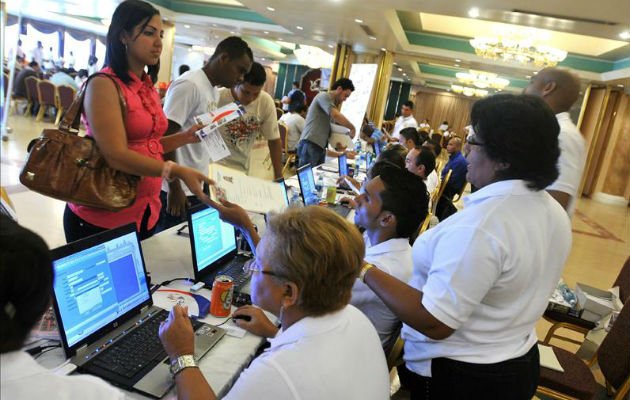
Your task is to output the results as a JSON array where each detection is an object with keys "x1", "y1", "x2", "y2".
[{"x1": 538, "y1": 344, "x2": 564, "y2": 372}]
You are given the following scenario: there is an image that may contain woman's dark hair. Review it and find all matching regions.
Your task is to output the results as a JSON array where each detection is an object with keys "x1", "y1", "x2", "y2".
[
  {"x1": 242, "y1": 62, "x2": 266, "y2": 86},
  {"x1": 105, "y1": 0, "x2": 161, "y2": 84},
  {"x1": 0, "y1": 216, "x2": 53, "y2": 352},
  {"x1": 471, "y1": 94, "x2": 560, "y2": 190},
  {"x1": 377, "y1": 166, "x2": 429, "y2": 238}
]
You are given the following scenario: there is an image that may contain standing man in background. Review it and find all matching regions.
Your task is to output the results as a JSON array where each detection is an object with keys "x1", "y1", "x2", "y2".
[
  {"x1": 385, "y1": 101, "x2": 418, "y2": 142},
  {"x1": 297, "y1": 78, "x2": 356, "y2": 168},
  {"x1": 216, "y1": 62, "x2": 284, "y2": 180},
  {"x1": 156, "y1": 36, "x2": 253, "y2": 232},
  {"x1": 524, "y1": 67, "x2": 585, "y2": 216}
]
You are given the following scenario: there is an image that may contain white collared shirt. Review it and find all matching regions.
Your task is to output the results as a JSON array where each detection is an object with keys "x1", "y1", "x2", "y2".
[
  {"x1": 351, "y1": 237, "x2": 412, "y2": 351},
  {"x1": 163, "y1": 69, "x2": 220, "y2": 195},
  {"x1": 1, "y1": 351, "x2": 125, "y2": 399},
  {"x1": 392, "y1": 115, "x2": 418, "y2": 140},
  {"x1": 547, "y1": 112, "x2": 586, "y2": 216},
  {"x1": 425, "y1": 170, "x2": 438, "y2": 195},
  {"x1": 402, "y1": 180, "x2": 571, "y2": 377},
  {"x1": 224, "y1": 305, "x2": 390, "y2": 400}
]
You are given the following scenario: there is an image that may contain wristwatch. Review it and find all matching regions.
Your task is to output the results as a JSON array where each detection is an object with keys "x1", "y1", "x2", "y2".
[{"x1": 169, "y1": 355, "x2": 198, "y2": 377}]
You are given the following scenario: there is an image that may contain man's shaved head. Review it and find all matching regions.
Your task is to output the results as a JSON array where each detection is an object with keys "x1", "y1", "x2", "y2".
[{"x1": 524, "y1": 68, "x2": 581, "y2": 113}]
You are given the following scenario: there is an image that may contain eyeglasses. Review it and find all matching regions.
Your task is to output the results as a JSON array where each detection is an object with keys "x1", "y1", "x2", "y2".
[
  {"x1": 243, "y1": 259, "x2": 284, "y2": 278},
  {"x1": 466, "y1": 134, "x2": 484, "y2": 147}
]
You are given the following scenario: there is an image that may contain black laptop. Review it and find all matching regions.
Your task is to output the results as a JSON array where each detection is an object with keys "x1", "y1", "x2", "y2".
[
  {"x1": 296, "y1": 163, "x2": 351, "y2": 218},
  {"x1": 187, "y1": 204, "x2": 252, "y2": 291},
  {"x1": 50, "y1": 223, "x2": 225, "y2": 398}
]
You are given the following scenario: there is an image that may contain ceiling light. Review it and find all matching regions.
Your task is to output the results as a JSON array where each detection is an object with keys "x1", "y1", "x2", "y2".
[
  {"x1": 354, "y1": 19, "x2": 363, "y2": 23},
  {"x1": 451, "y1": 84, "x2": 488, "y2": 97},
  {"x1": 403, "y1": 73, "x2": 407, "y2": 76},
  {"x1": 230, "y1": 31, "x2": 235, "y2": 34},
  {"x1": 380, "y1": 47, "x2": 386, "y2": 51},
  {"x1": 266, "y1": 6, "x2": 275, "y2": 11},
  {"x1": 212, "y1": 23, "x2": 217, "y2": 27},
  {"x1": 620, "y1": 31, "x2": 630, "y2": 40},
  {"x1": 618, "y1": 84, "x2": 625, "y2": 87},
  {"x1": 454, "y1": 64, "x2": 460, "y2": 67},
  {"x1": 296, "y1": 26, "x2": 303, "y2": 30},
  {"x1": 525, "y1": 75, "x2": 531, "y2": 79},
  {"x1": 468, "y1": 8, "x2": 480, "y2": 18},
  {"x1": 261, "y1": 57, "x2": 266, "y2": 61},
  {"x1": 264, "y1": 31, "x2": 269, "y2": 34},
  {"x1": 184, "y1": 24, "x2": 190, "y2": 29},
  {"x1": 369, "y1": 36, "x2": 377, "y2": 40},
  {"x1": 397, "y1": 67, "x2": 403, "y2": 71},
  {"x1": 470, "y1": 28, "x2": 567, "y2": 68},
  {"x1": 456, "y1": 70, "x2": 510, "y2": 89},
  {"x1": 455, "y1": 59, "x2": 461, "y2": 62},
  {"x1": 328, "y1": 44, "x2": 334, "y2": 48}
]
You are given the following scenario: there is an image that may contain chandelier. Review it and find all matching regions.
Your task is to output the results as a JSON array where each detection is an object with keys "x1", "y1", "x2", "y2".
[
  {"x1": 451, "y1": 84, "x2": 488, "y2": 97},
  {"x1": 469, "y1": 29, "x2": 567, "y2": 68},
  {"x1": 456, "y1": 70, "x2": 510, "y2": 90},
  {"x1": 294, "y1": 45, "x2": 334, "y2": 69}
]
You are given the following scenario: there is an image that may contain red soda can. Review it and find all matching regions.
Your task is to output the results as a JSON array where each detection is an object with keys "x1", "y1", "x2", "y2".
[{"x1": 210, "y1": 275, "x2": 234, "y2": 317}]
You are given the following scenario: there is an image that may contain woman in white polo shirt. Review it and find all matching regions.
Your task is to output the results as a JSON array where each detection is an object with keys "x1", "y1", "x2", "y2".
[
  {"x1": 159, "y1": 206, "x2": 390, "y2": 400},
  {"x1": 360, "y1": 94, "x2": 573, "y2": 399}
]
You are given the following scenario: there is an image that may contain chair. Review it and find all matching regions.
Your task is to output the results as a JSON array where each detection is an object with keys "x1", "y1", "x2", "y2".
[
  {"x1": 276, "y1": 107, "x2": 284, "y2": 120},
  {"x1": 537, "y1": 299, "x2": 630, "y2": 400},
  {"x1": 451, "y1": 181, "x2": 468, "y2": 203},
  {"x1": 387, "y1": 335, "x2": 405, "y2": 372},
  {"x1": 24, "y1": 76, "x2": 40, "y2": 116},
  {"x1": 431, "y1": 169, "x2": 451, "y2": 216},
  {"x1": 55, "y1": 85, "x2": 76, "y2": 125},
  {"x1": 36, "y1": 80, "x2": 57, "y2": 122},
  {"x1": 278, "y1": 122, "x2": 296, "y2": 176},
  {"x1": 543, "y1": 256, "x2": 630, "y2": 347}
]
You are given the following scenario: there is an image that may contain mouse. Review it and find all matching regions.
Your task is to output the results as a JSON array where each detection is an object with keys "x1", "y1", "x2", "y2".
[{"x1": 232, "y1": 314, "x2": 252, "y2": 322}]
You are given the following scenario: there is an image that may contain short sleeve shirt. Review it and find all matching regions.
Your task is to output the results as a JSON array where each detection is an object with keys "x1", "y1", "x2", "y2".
[
  {"x1": 299, "y1": 92, "x2": 335, "y2": 149},
  {"x1": 162, "y1": 69, "x2": 220, "y2": 195},
  {"x1": 216, "y1": 88, "x2": 280, "y2": 171}
]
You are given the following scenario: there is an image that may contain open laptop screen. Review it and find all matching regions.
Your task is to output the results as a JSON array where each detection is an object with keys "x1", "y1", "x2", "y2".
[
  {"x1": 338, "y1": 154, "x2": 348, "y2": 176},
  {"x1": 52, "y1": 225, "x2": 150, "y2": 348},
  {"x1": 189, "y1": 205, "x2": 237, "y2": 275},
  {"x1": 297, "y1": 164, "x2": 319, "y2": 206}
]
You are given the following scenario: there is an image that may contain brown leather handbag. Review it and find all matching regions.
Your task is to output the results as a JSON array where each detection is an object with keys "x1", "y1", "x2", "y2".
[{"x1": 19, "y1": 73, "x2": 139, "y2": 211}]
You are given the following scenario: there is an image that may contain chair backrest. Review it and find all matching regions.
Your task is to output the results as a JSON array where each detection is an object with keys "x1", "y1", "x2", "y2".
[
  {"x1": 386, "y1": 335, "x2": 405, "y2": 371},
  {"x1": 57, "y1": 85, "x2": 76, "y2": 109},
  {"x1": 278, "y1": 122, "x2": 288, "y2": 153},
  {"x1": 431, "y1": 169, "x2": 452, "y2": 215},
  {"x1": 25, "y1": 76, "x2": 40, "y2": 102},
  {"x1": 276, "y1": 107, "x2": 284, "y2": 120},
  {"x1": 597, "y1": 299, "x2": 630, "y2": 392},
  {"x1": 37, "y1": 80, "x2": 56, "y2": 106},
  {"x1": 613, "y1": 256, "x2": 630, "y2": 304}
]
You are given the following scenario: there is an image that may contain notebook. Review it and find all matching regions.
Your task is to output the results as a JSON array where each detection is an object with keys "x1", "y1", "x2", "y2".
[
  {"x1": 296, "y1": 164, "x2": 351, "y2": 218},
  {"x1": 187, "y1": 204, "x2": 252, "y2": 291},
  {"x1": 50, "y1": 223, "x2": 225, "y2": 398}
]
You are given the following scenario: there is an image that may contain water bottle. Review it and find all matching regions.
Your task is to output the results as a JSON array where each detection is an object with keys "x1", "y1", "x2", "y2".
[
  {"x1": 354, "y1": 139, "x2": 362, "y2": 153},
  {"x1": 288, "y1": 187, "x2": 303, "y2": 207},
  {"x1": 315, "y1": 174, "x2": 324, "y2": 194},
  {"x1": 558, "y1": 281, "x2": 577, "y2": 307}
]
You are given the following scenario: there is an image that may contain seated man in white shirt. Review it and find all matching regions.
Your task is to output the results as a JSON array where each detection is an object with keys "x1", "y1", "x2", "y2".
[
  {"x1": 159, "y1": 206, "x2": 390, "y2": 400},
  {"x1": 405, "y1": 146, "x2": 438, "y2": 195},
  {"x1": 0, "y1": 216, "x2": 124, "y2": 400},
  {"x1": 279, "y1": 103, "x2": 307, "y2": 152},
  {"x1": 351, "y1": 166, "x2": 429, "y2": 353}
]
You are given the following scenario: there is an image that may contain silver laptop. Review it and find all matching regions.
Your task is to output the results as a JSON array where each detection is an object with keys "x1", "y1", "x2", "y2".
[{"x1": 51, "y1": 223, "x2": 225, "y2": 398}]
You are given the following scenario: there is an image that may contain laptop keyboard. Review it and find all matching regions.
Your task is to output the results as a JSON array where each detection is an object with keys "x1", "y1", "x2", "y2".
[
  {"x1": 328, "y1": 204, "x2": 351, "y2": 218},
  {"x1": 218, "y1": 258, "x2": 251, "y2": 291},
  {"x1": 87, "y1": 309, "x2": 202, "y2": 379}
]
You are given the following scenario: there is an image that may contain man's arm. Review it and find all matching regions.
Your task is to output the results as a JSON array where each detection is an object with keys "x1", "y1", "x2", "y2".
[
  {"x1": 546, "y1": 190, "x2": 571, "y2": 211},
  {"x1": 330, "y1": 108, "x2": 356, "y2": 138},
  {"x1": 267, "y1": 139, "x2": 284, "y2": 180}
]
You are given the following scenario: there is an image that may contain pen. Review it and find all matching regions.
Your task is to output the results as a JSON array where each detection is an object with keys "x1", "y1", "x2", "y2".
[{"x1": 344, "y1": 177, "x2": 360, "y2": 195}]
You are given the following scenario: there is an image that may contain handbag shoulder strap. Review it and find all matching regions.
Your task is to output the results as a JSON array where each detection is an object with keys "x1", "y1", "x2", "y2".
[{"x1": 59, "y1": 72, "x2": 127, "y2": 134}]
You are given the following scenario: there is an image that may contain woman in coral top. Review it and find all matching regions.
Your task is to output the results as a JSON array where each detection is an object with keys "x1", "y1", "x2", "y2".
[{"x1": 64, "y1": 0, "x2": 212, "y2": 243}]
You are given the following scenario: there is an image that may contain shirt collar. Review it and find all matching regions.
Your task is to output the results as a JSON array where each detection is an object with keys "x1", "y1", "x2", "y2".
[
  {"x1": 1, "y1": 351, "x2": 47, "y2": 382},
  {"x1": 267, "y1": 307, "x2": 348, "y2": 350},
  {"x1": 556, "y1": 112, "x2": 571, "y2": 121},
  {"x1": 463, "y1": 180, "x2": 533, "y2": 207},
  {"x1": 366, "y1": 237, "x2": 410, "y2": 256}
]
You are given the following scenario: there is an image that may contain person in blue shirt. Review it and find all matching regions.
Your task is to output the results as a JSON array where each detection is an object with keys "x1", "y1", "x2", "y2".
[{"x1": 441, "y1": 137, "x2": 467, "y2": 198}]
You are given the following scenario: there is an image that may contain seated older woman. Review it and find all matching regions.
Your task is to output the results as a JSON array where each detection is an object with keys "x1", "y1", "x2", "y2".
[
  {"x1": 159, "y1": 206, "x2": 390, "y2": 399},
  {"x1": 359, "y1": 94, "x2": 573, "y2": 399}
]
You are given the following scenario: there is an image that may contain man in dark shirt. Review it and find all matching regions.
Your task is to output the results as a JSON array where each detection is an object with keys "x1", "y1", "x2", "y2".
[
  {"x1": 14, "y1": 61, "x2": 40, "y2": 98},
  {"x1": 441, "y1": 137, "x2": 467, "y2": 198}
]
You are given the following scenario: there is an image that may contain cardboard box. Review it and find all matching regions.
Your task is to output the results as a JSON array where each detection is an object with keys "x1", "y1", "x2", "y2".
[{"x1": 575, "y1": 283, "x2": 614, "y2": 322}]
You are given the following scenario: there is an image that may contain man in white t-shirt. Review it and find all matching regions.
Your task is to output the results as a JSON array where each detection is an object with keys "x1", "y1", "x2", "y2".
[
  {"x1": 386, "y1": 101, "x2": 418, "y2": 141},
  {"x1": 351, "y1": 167, "x2": 429, "y2": 353},
  {"x1": 279, "y1": 103, "x2": 307, "y2": 151},
  {"x1": 524, "y1": 67, "x2": 585, "y2": 216},
  {"x1": 157, "y1": 37, "x2": 253, "y2": 232},
  {"x1": 216, "y1": 62, "x2": 283, "y2": 180}
]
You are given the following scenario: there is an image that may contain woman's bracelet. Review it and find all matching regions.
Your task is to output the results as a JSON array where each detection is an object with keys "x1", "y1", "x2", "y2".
[
  {"x1": 162, "y1": 161, "x2": 176, "y2": 182},
  {"x1": 360, "y1": 263, "x2": 376, "y2": 283}
]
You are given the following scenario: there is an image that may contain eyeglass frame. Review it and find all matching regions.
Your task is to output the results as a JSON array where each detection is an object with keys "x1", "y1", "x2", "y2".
[{"x1": 243, "y1": 258, "x2": 286, "y2": 279}]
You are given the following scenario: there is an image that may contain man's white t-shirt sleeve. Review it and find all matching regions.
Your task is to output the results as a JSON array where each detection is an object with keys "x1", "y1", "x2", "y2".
[
  {"x1": 547, "y1": 132, "x2": 585, "y2": 196},
  {"x1": 163, "y1": 80, "x2": 197, "y2": 128},
  {"x1": 223, "y1": 357, "x2": 297, "y2": 399},
  {"x1": 261, "y1": 94, "x2": 280, "y2": 141},
  {"x1": 421, "y1": 227, "x2": 504, "y2": 330}
]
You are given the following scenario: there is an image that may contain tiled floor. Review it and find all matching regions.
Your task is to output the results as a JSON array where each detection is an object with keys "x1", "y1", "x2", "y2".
[{"x1": 2, "y1": 112, "x2": 629, "y2": 397}]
